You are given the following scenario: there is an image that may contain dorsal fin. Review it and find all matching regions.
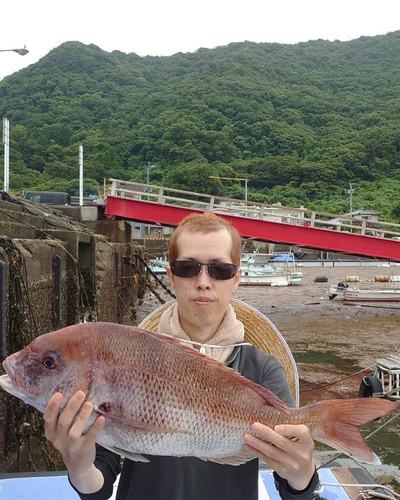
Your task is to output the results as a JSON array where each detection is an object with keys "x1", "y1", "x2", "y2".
[{"x1": 131, "y1": 326, "x2": 290, "y2": 414}]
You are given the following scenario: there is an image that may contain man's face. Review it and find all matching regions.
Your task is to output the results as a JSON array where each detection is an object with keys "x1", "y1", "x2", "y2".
[{"x1": 167, "y1": 229, "x2": 241, "y2": 343}]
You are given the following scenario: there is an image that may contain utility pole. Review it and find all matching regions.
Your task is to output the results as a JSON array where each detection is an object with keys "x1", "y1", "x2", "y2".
[
  {"x1": 146, "y1": 162, "x2": 155, "y2": 187},
  {"x1": 79, "y1": 145, "x2": 83, "y2": 206},
  {"x1": 348, "y1": 181, "x2": 355, "y2": 217},
  {"x1": 141, "y1": 162, "x2": 156, "y2": 238},
  {"x1": 3, "y1": 118, "x2": 9, "y2": 192}
]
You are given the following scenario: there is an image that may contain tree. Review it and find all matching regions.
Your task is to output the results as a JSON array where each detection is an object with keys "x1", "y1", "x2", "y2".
[{"x1": 163, "y1": 163, "x2": 224, "y2": 196}]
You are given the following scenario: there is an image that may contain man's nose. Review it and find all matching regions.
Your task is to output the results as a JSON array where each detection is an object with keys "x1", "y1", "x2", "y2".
[{"x1": 196, "y1": 265, "x2": 212, "y2": 287}]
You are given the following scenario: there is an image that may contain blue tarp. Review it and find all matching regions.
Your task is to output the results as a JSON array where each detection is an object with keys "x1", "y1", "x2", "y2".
[{"x1": 270, "y1": 254, "x2": 294, "y2": 262}]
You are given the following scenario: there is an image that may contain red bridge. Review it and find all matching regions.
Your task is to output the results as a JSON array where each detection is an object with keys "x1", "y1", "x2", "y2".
[{"x1": 105, "y1": 179, "x2": 400, "y2": 262}]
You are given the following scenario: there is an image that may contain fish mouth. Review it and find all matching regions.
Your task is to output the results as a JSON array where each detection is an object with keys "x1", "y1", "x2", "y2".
[
  {"x1": 0, "y1": 373, "x2": 17, "y2": 394},
  {"x1": 2, "y1": 358, "x2": 16, "y2": 385},
  {"x1": 0, "y1": 373, "x2": 13, "y2": 388},
  {"x1": 0, "y1": 373, "x2": 43, "y2": 412},
  {"x1": 0, "y1": 358, "x2": 24, "y2": 396}
]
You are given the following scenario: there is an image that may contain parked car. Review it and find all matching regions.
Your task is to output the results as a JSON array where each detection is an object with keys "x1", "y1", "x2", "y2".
[{"x1": 21, "y1": 191, "x2": 69, "y2": 205}]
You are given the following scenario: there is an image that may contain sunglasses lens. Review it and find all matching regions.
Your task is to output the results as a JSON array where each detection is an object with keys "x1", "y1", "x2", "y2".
[
  {"x1": 171, "y1": 261, "x2": 238, "y2": 280},
  {"x1": 171, "y1": 261, "x2": 200, "y2": 278},
  {"x1": 208, "y1": 264, "x2": 238, "y2": 280}
]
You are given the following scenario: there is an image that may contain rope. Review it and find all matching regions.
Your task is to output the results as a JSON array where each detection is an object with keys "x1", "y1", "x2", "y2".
[
  {"x1": 362, "y1": 490, "x2": 398, "y2": 500},
  {"x1": 155, "y1": 331, "x2": 252, "y2": 352},
  {"x1": 300, "y1": 349, "x2": 400, "y2": 394},
  {"x1": 95, "y1": 242, "x2": 139, "y2": 324},
  {"x1": 134, "y1": 252, "x2": 176, "y2": 300},
  {"x1": 1, "y1": 192, "x2": 92, "y2": 233},
  {"x1": 123, "y1": 254, "x2": 176, "y2": 304},
  {"x1": 321, "y1": 482, "x2": 399, "y2": 499},
  {"x1": 0, "y1": 237, "x2": 57, "y2": 471}
]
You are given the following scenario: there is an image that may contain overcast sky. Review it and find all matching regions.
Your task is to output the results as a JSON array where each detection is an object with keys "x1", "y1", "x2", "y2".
[{"x1": 1, "y1": 0, "x2": 400, "y2": 80}]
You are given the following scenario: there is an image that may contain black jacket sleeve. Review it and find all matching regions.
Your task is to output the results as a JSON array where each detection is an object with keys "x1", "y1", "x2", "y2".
[
  {"x1": 257, "y1": 350, "x2": 320, "y2": 500},
  {"x1": 273, "y1": 469, "x2": 321, "y2": 500},
  {"x1": 68, "y1": 444, "x2": 121, "y2": 500}
]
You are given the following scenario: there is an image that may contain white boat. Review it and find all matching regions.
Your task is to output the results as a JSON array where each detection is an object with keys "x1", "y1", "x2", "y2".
[
  {"x1": 148, "y1": 264, "x2": 167, "y2": 274},
  {"x1": 343, "y1": 288, "x2": 400, "y2": 302},
  {"x1": 329, "y1": 284, "x2": 400, "y2": 302},
  {"x1": 240, "y1": 251, "x2": 303, "y2": 286},
  {"x1": 148, "y1": 258, "x2": 168, "y2": 275}
]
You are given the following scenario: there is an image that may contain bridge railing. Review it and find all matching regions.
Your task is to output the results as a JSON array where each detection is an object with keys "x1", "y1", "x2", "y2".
[{"x1": 109, "y1": 179, "x2": 400, "y2": 239}]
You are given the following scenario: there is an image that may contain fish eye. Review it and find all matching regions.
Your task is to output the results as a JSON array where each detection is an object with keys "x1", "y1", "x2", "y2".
[{"x1": 42, "y1": 357, "x2": 57, "y2": 369}]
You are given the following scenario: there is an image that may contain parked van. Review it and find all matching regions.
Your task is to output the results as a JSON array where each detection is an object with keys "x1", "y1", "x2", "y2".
[{"x1": 21, "y1": 191, "x2": 69, "y2": 205}]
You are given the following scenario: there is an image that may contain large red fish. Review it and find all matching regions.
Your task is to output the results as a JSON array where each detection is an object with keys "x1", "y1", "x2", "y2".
[{"x1": 0, "y1": 323, "x2": 398, "y2": 465}]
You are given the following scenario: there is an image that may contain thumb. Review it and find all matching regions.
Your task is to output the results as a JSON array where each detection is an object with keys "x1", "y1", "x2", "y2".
[{"x1": 274, "y1": 424, "x2": 306, "y2": 440}]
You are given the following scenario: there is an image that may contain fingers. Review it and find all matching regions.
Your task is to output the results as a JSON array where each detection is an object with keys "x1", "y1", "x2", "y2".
[
  {"x1": 55, "y1": 391, "x2": 86, "y2": 442},
  {"x1": 243, "y1": 423, "x2": 316, "y2": 491},
  {"x1": 243, "y1": 423, "x2": 282, "y2": 459},
  {"x1": 245, "y1": 423, "x2": 313, "y2": 453},
  {"x1": 68, "y1": 401, "x2": 95, "y2": 440},
  {"x1": 44, "y1": 392, "x2": 64, "y2": 441},
  {"x1": 243, "y1": 429, "x2": 282, "y2": 466},
  {"x1": 274, "y1": 424, "x2": 315, "y2": 459},
  {"x1": 86, "y1": 414, "x2": 107, "y2": 443},
  {"x1": 71, "y1": 401, "x2": 106, "y2": 440},
  {"x1": 44, "y1": 391, "x2": 104, "y2": 450},
  {"x1": 242, "y1": 423, "x2": 314, "y2": 466},
  {"x1": 274, "y1": 424, "x2": 312, "y2": 443}
]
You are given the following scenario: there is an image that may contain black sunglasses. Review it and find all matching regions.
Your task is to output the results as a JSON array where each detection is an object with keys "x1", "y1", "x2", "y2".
[{"x1": 170, "y1": 261, "x2": 239, "y2": 280}]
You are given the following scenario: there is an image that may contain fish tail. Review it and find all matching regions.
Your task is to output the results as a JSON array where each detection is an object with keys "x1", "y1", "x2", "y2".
[{"x1": 306, "y1": 398, "x2": 399, "y2": 464}]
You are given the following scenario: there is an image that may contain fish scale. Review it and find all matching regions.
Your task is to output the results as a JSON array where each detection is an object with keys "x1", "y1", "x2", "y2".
[{"x1": 0, "y1": 322, "x2": 399, "y2": 465}]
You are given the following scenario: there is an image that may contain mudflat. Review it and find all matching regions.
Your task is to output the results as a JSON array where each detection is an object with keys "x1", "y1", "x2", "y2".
[
  {"x1": 137, "y1": 265, "x2": 400, "y2": 469},
  {"x1": 137, "y1": 265, "x2": 400, "y2": 399}
]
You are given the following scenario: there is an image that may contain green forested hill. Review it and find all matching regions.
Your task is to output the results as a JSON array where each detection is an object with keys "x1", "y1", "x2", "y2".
[{"x1": 1, "y1": 33, "x2": 400, "y2": 220}]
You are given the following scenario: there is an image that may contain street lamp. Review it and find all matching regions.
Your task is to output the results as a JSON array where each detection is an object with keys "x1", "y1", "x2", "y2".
[
  {"x1": 146, "y1": 162, "x2": 155, "y2": 186},
  {"x1": 0, "y1": 47, "x2": 29, "y2": 56}
]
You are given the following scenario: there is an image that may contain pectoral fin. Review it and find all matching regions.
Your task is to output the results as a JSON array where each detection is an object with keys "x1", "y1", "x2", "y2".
[
  {"x1": 101, "y1": 444, "x2": 150, "y2": 463},
  {"x1": 207, "y1": 453, "x2": 253, "y2": 466}
]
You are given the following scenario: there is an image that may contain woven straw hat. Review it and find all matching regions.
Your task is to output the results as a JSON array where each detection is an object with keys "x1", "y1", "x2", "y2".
[{"x1": 139, "y1": 297, "x2": 299, "y2": 406}]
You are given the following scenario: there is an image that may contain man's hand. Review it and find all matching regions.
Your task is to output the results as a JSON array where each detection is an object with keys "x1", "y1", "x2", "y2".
[
  {"x1": 44, "y1": 391, "x2": 106, "y2": 493},
  {"x1": 243, "y1": 423, "x2": 316, "y2": 491}
]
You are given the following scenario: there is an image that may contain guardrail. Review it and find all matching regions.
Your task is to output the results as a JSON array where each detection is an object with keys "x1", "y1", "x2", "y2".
[{"x1": 109, "y1": 179, "x2": 400, "y2": 239}]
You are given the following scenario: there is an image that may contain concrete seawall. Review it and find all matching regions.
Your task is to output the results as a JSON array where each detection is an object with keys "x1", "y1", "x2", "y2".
[{"x1": 0, "y1": 194, "x2": 147, "y2": 472}]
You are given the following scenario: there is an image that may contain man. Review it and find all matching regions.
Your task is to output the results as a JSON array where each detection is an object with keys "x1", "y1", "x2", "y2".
[{"x1": 44, "y1": 212, "x2": 319, "y2": 500}]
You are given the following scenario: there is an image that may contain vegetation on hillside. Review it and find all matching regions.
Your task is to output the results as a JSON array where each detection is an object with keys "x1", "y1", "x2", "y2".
[{"x1": 1, "y1": 32, "x2": 400, "y2": 221}]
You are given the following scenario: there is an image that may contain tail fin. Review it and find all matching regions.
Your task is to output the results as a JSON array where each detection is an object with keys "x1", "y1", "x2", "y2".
[{"x1": 307, "y1": 398, "x2": 399, "y2": 464}]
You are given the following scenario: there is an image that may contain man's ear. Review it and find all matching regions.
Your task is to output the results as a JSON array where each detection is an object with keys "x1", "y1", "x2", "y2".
[
  {"x1": 166, "y1": 267, "x2": 175, "y2": 288},
  {"x1": 233, "y1": 267, "x2": 241, "y2": 291}
]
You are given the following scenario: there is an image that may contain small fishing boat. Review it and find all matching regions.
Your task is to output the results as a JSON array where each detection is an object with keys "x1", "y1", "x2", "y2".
[
  {"x1": 329, "y1": 284, "x2": 400, "y2": 302},
  {"x1": 240, "y1": 251, "x2": 303, "y2": 286},
  {"x1": 359, "y1": 354, "x2": 400, "y2": 400},
  {"x1": 343, "y1": 289, "x2": 400, "y2": 302},
  {"x1": 148, "y1": 258, "x2": 168, "y2": 275}
]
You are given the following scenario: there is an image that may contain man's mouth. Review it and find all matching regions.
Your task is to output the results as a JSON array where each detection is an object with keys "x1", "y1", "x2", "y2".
[{"x1": 194, "y1": 297, "x2": 213, "y2": 305}]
